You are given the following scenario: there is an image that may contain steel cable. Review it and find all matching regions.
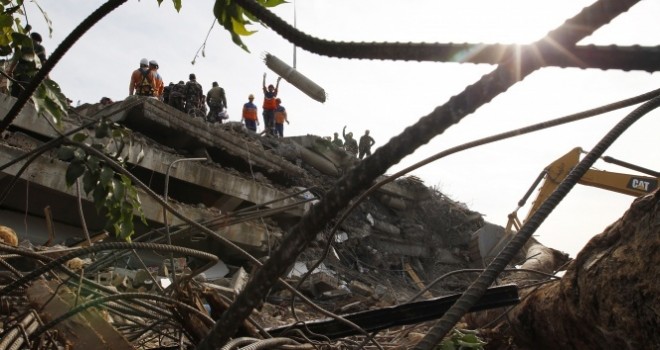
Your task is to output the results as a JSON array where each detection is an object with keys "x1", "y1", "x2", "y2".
[
  {"x1": 28, "y1": 292, "x2": 214, "y2": 342},
  {"x1": 0, "y1": 242, "x2": 217, "y2": 295},
  {"x1": 197, "y1": 0, "x2": 638, "y2": 347}
]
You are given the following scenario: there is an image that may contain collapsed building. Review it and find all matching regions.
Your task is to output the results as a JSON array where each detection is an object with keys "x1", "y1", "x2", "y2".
[{"x1": 0, "y1": 95, "x2": 536, "y2": 349}]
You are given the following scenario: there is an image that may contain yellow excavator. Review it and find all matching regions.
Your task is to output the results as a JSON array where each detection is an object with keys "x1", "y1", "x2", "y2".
[{"x1": 471, "y1": 147, "x2": 659, "y2": 263}]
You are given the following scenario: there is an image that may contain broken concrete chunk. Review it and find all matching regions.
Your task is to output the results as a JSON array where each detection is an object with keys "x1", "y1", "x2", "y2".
[
  {"x1": 321, "y1": 287, "x2": 351, "y2": 299},
  {"x1": 230, "y1": 267, "x2": 249, "y2": 294},
  {"x1": 310, "y1": 272, "x2": 341, "y2": 296},
  {"x1": 349, "y1": 280, "x2": 374, "y2": 297}
]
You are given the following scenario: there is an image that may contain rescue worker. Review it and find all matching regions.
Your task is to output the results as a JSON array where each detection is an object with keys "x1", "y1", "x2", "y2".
[
  {"x1": 184, "y1": 73, "x2": 204, "y2": 117},
  {"x1": 241, "y1": 94, "x2": 259, "y2": 132},
  {"x1": 358, "y1": 129, "x2": 376, "y2": 159},
  {"x1": 129, "y1": 58, "x2": 157, "y2": 97},
  {"x1": 331, "y1": 132, "x2": 344, "y2": 148},
  {"x1": 149, "y1": 60, "x2": 164, "y2": 100},
  {"x1": 6, "y1": 32, "x2": 46, "y2": 98},
  {"x1": 342, "y1": 125, "x2": 358, "y2": 156},
  {"x1": 274, "y1": 98, "x2": 289, "y2": 138},
  {"x1": 100, "y1": 97, "x2": 113, "y2": 105},
  {"x1": 262, "y1": 73, "x2": 281, "y2": 136},
  {"x1": 169, "y1": 80, "x2": 186, "y2": 112},
  {"x1": 163, "y1": 82, "x2": 174, "y2": 104},
  {"x1": 30, "y1": 32, "x2": 47, "y2": 64},
  {"x1": 206, "y1": 81, "x2": 227, "y2": 124}
]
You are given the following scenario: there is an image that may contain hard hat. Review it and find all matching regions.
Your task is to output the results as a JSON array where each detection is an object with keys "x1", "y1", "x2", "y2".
[
  {"x1": 30, "y1": 32, "x2": 42, "y2": 42},
  {"x1": 140, "y1": 58, "x2": 148, "y2": 66},
  {"x1": 149, "y1": 59, "x2": 158, "y2": 66},
  {"x1": 248, "y1": 94, "x2": 254, "y2": 99}
]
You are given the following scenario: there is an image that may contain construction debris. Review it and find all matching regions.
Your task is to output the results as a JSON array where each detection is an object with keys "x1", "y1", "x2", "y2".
[{"x1": 0, "y1": 96, "x2": 534, "y2": 349}]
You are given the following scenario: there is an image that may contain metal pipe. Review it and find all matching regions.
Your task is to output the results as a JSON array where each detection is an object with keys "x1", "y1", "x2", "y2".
[{"x1": 163, "y1": 157, "x2": 207, "y2": 285}]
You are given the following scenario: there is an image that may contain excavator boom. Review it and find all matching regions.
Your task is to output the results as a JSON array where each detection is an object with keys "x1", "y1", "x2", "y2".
[
  {"x1": 524, "y1": 147, "x2": 658, "y2": 222},
  {"x1": 471, "y1": 147, "x2": 658, "y2": 263}
]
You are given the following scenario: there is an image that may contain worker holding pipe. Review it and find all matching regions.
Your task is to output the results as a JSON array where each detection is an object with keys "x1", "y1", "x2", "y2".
[{"x1": 262, "y1": 73, "x2": 282, "y2": 136}]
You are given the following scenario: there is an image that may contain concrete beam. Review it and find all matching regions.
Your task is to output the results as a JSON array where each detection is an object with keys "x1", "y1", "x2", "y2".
[
  {"x1": 113, "y1": 132, "x2": 305, "y2": 217},
  {"x1": 0, "y1": 143, "x2": 273, "y2": 254},
  {"x1": 0, "y1": 94, "x2": 129, "y2": 139},
  {"x1": 119, "y1": 97, "x2": 305, "y2": 178}
]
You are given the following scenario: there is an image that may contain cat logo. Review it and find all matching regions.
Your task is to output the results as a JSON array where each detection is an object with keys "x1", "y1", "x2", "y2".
[{"x1": 627, "y1": 178, "x2": 658, "y2": 193}]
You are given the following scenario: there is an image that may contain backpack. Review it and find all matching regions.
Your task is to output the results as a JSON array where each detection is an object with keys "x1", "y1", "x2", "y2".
[{"x1": 136, "y1": 69, "x2": 154, "y2": 96}]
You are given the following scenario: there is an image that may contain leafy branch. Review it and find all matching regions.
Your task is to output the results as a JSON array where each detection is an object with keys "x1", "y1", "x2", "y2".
[
  {"x1": 58, "y1": 122, "x2": 146, "y2": 241},
  {"x1": 211, "y1": 0, "x2": 287, "y2": 52}
]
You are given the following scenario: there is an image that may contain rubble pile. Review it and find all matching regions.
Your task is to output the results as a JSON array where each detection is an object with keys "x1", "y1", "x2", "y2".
[{"x1": 0, "y1": 96, "x2": 490, "y2": 349}]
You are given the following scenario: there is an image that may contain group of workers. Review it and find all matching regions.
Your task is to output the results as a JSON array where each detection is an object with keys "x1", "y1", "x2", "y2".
[
  {"x1": 240, "y1": 73, "x2": 289, "y2": 137},
  {"x1": 331, "y1": 126, "x2": 376, "y2": 159},
  {"x1": 128, "y1": 60, "x2": 289, "y2": 136},
  {"x1": 129, "y1": 59, "x2": 223, "y2": 122},
  {"x1": 128, "y1": 58, "x2": 375, "y2": 156}
]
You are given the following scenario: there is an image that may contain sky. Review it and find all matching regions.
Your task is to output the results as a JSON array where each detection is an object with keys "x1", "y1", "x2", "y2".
[{"x1": 16, "y1": 0, "x2": 659, "y2": 257}]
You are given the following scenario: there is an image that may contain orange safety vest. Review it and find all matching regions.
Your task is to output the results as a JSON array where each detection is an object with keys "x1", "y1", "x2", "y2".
[
  {"x1": 263, "y1": 97, "x2": 277, "y2": 110},
  {"x1": 243, "y1": 106, "x2": 257, "y2": 120},
  {"x1": 275, "y1": 109, "x2": 286, "y2": 124},
  {"x1": 136, "y1": 69, "x2": 155, "y2": 96}
]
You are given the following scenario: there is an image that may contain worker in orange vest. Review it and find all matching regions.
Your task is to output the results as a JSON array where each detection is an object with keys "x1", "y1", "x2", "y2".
[{"x1": 242, "y1": 94, "x2": 259, "y2": 132}]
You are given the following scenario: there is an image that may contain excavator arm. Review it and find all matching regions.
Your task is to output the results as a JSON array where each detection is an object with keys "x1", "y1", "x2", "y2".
[
  {"x1": 472, "y1": 147, "x2": 658, "y2": 263},
  {"x1": 523, "y1": 147, "x2": 658, "y2": 222}
]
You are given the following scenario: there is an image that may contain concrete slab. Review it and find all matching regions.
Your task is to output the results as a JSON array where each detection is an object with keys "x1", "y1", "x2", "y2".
[
  {"x1": 0, "y1": 143, "x2": 275, "y2": 255},
  {"x1": 119, "y1": 97, "x2": 305, "y2": 179},
  {"x1": 27, "y1": 279, "x2": 133, "y2": 349}
]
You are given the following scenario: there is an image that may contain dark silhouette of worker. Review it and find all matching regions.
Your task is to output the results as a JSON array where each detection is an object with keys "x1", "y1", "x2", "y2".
[
  {"x1": 342, "y1": 126, "x2": 358, "y2": 156},
  {"x1": 358, "y1": 130, "x2": 376, "y2": 159},
  {"x1": 6, "y1": 32, "x2": 47, "y2": 97},
  {"x1": 331, "y1": 132, "x2": 344, "y2": 148}
]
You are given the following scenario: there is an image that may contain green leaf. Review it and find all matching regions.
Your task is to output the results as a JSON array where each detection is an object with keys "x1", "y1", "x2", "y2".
[
  {"x1": 10, "y1": 32, "x2": 32, "y2": 48},
  {"x1": 72, "y1": 132, "x2": 88, "y2": 143},
  {"x1": 93, "y1": 185, "x2": 109, "y2": 211},
  {"x1": 95, "y1": 122, "x2": 109, "y2": 138},
  {"x1": 111, "y1": 128, "x2": 124, "y2": 138},
  {"x1": 73, "y1": 147, "x2": 86, "y2": 161},
  {"x1": 65, "y1": 160, "x2": 85, "y2": 186},
  {"x1": 172, "y1": 0, "x2": 182, "y2": 12},
  {"x1": 262, "y1": 0, "x2": 288, "y2": 7},
  {"x1": 34, "y1": 79, "x2": 69, "y2": 125},
  {"x1": 231, "y1": 18, "x2": 256, "y2": 36},
  {"x1": 112, "y1": 178, "x2": 125, "y2": 199},
  {"x1": 82, "y1": 170, "x2": 97, "y2": 194},
  {"x1": 439, "y1": 340, "x2": 456, "y2": 350},
  {"x1": 99, "y1": 166, "x2": 113, "y2": 187},
  {"x1": 57, "y1": 146, "x2": 75, "y2": 161},
  {"x1": 118, "y1": 216, "x2": 134, "y2": 241},
  {"x1": 85, "y1": 157, "x2": 100, "y2": 175},
  {"x1": 0, "y1": 14, "x2": 13, "y2": 27},
  {"x1": 456, "y1": 339, "x2": 483, "y2": 348}
]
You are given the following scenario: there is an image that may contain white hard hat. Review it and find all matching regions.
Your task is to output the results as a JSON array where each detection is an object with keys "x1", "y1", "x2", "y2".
[
  {"x1": 149, "y1": 60, "x2": 158, "y2": 67},
  {"x1": 140, "y1": 58, "x2": 148, "y2": 66}
]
